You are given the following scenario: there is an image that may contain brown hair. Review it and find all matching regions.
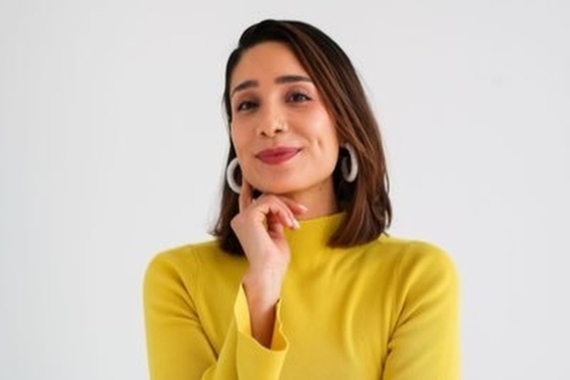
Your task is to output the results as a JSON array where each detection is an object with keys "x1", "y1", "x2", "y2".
[{"x1": 212, "y1": 19, "x2": 392, "y2": 255}]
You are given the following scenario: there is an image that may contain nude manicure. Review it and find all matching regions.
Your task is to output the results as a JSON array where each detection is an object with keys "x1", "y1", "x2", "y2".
[{"x1": 291, "y1": 217, "x2": 301, "y2": 229}]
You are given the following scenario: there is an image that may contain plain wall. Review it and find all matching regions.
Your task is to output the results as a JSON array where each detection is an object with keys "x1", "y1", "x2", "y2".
[{"x1": 1, "y1": 0, "x2": 568, "y2": 379}]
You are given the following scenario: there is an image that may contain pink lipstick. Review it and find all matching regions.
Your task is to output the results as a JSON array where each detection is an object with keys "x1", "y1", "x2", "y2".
[{"x1": 256, "y1": 147, "x2": 300, "y2": 165}]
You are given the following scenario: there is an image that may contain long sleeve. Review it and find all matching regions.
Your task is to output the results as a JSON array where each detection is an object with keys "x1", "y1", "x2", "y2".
[
  {"x1": 142, "y1": 218, "x2": 460, "y2": 380},
  {"x1": 143, "y1": 251, "x2": 288, "y2": 380},
  {"x1": 382, "y1": 243, "x2": 460, "y2": 380}
]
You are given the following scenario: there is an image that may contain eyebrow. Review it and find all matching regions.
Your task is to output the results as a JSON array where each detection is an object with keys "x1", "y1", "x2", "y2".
[{"x1": 230, "y1": 75, "x2": 313, "y2": 97}]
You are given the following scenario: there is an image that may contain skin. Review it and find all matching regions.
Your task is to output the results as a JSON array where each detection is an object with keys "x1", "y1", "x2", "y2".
[{"x1": 228, "y1": 42, "x2": 341, "y2": 347}]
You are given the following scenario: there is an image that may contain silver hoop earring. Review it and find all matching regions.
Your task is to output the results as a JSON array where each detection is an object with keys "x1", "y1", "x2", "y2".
[
  {"x1": 341, "y1": 143, "x2": 358, "y2": 182},
  {"x1": 226, "y1": 158, "x2": 241, "y2": 194}
]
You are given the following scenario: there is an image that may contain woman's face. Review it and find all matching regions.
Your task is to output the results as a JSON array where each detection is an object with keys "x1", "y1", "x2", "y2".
[{"x1": 229, "y1": 42, "x2": 339, "y2": 199}]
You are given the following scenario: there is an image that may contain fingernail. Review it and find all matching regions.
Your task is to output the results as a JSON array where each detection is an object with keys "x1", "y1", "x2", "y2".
[
  {"x1": 291, "y1": 217, "x2": 301, "y2": 229},
  {"x1": 298, "y1": 204, "x2": 308, "y2": 212}
]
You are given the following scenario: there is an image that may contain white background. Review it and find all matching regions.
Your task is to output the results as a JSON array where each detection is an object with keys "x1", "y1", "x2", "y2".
[{"x1": 1, "y1": 0, "x2": 569, "y2": 379}]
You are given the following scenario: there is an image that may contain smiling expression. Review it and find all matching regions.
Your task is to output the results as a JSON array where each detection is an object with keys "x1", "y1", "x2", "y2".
[{"x1": 229, "y1": 42, "x2": 340, "y2": 201}]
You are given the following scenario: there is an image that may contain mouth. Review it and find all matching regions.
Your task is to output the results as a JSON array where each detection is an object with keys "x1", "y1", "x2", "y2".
[{"x1": 255, "y1": 147, "x2": 301, "y2": 165}]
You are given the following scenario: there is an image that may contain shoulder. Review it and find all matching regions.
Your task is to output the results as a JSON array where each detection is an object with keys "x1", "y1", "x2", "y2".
[
  {"x1": 146, "y1": 239, "x2": 216, "y2": 268},
  {"x1": 143, "y1": 239, "x2": 247, "y2": 290},
  {"x1": 367, "y1": 235, "x2": 458, "y2": 288},
  {"x1": 143, "y1": 240, "x2": 222, "y2": 285},
  {"x1": 382, "y1": 236, "x2": 459, "y2": 299},
  {"x1": 373, "y1": 234, "x2": 455, "y2": 267},
  {"x1": 362, "y1": 234, "x2": 452, "y2": 262},
  {"x1": 345, "y1": 235, "x2": 456, "y2": 284}
]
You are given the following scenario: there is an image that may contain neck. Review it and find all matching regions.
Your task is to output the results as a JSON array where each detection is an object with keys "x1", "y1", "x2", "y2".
[
  {"x1": 284, "y1": 212, "x2": 345, "y2": 261},
  {"x1": 282, "y1": 180, "x2": 338, "y2": 220}
]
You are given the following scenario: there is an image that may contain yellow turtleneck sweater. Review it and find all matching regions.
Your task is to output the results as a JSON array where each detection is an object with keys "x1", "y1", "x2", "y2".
[{"x1": 143, "y1": 213, "x2": 459, "y2": 380}]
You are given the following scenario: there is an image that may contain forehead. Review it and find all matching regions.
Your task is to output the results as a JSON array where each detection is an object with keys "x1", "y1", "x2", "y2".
[{"x1": 230, "y1": 42, "x2": 310, "y2": 87}]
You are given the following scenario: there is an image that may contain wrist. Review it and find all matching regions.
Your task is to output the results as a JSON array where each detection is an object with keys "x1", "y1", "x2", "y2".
[{"x1": 242, "y1": 270, "x2": 283, "y2": 307}]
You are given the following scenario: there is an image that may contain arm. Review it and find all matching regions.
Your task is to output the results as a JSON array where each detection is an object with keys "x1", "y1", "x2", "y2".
[
  {"x1": 230, "y1": 181, "x2": 306, "y2": 347},
  {"x1": 143, "y1": 252, "x2": 288, "y2": 380},
  {"x1": 382, "y1": 243, "x2": 460, "y2": 380},
  {"x1": 143, "y1": 183, "x2": 306, "y2": 380}
]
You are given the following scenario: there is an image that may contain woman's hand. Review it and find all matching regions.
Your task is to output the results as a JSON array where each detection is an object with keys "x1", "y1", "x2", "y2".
[{"x1": 230, "y1": 180, "x2": 307, "y2": 346}]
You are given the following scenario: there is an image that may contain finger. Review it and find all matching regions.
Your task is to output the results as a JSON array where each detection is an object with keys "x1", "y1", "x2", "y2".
[
  {"x1": 247, "y1": 194, "x2": 301, "y2": 230},
  {"x1": 266, "y1": 212, "x2": 285, "y2": 238},
  {"x1": 277, "y1": 197, "x2": 309, "y2": 217},
  {"x1": 251, "y1": 195, "x2": 296, "y2": 230},
  {"x1": 238, "y1": 179, "x2": 253, "y2": 212},
  {"x1": 267, "y1": 202, "x2": 300, "y2": 230}
]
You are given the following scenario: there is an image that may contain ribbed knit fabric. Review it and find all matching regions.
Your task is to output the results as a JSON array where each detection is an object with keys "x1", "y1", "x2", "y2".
[{"x1": 143, "y1": 213, "x2": 459, "y2": 380}]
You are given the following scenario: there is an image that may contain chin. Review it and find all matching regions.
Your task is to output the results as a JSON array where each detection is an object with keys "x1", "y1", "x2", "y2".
[{"x1": 253, "y1": 180, "x2": 301, "y2": 196}]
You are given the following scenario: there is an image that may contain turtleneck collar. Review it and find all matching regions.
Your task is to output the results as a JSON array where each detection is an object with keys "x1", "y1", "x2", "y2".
[{"x1": 284, "y1": 212, "x2": 345, "y2": 258}]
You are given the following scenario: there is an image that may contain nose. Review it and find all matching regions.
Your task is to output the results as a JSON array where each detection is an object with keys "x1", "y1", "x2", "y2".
[{"x1": 257, "y1": 104, "x2": 287, "y2": 137}]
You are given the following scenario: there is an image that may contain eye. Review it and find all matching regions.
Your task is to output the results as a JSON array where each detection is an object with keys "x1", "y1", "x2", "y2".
[
  {"x1": 287, "y1": 91, "x2": 311, "y2": 103},
  {"x1": 235, "y1": 100, "x2": 258, "y2": 112}
]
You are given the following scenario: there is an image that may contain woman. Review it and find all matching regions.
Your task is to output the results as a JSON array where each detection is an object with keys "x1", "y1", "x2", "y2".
[{"x1": 144, "y1": 19, "x2": 459, "y2": 380}]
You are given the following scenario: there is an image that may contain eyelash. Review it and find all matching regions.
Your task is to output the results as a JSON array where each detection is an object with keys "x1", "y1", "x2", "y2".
[
  {"x1": 287, "y1": 91, "x2": 311, "y2": 103},
  {"x1": 236, "y1": 100, "x2": 257, "y2": 112},
  {"x1": 235, "y1": 91, "x2": 312, "y2": 113}
]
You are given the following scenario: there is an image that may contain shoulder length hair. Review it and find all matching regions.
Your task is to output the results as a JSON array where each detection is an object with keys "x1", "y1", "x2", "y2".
[{"x1": 212, "y1": 19, "x2": 392, "y2": 255}]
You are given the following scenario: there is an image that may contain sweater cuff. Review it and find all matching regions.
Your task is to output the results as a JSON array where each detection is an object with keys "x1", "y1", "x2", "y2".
[{"x1": 234, "y1": 285, "x2": 288, "y2": 378}]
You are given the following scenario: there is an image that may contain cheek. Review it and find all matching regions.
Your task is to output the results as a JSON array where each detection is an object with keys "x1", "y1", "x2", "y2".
[
  {"x1": 320, "y1": 124, "x2": 340, "y2": 165},
  {"x1": 230, "y1": 125, "x2": 247, "y2": 155},
  {"x1": 311, "y1": 107, "x2": 335, "y2": 131},
  {"x1": 311, "y1": 114, "x2": 338, "y2": 148}
]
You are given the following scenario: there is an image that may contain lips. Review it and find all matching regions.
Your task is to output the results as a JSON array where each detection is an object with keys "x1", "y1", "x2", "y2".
[{"x1": 255, "y1": 147, "x2": 301, "y2": 165}]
